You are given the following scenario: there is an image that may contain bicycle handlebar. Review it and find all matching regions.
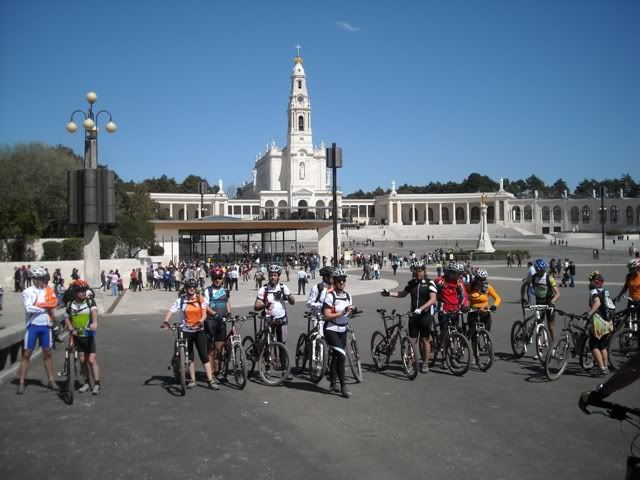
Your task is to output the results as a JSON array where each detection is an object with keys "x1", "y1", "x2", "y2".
[{"x1": 579, "y1": 394, "x2": 640, "y2": 420}]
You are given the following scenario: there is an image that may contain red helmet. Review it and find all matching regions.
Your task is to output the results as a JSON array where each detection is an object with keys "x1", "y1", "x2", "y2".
[{"x1": 210, "y1": 267, "x2": 224, "y2": 279}]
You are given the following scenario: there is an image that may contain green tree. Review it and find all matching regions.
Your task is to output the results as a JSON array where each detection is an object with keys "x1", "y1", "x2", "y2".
[
  {"x1": 548, "y1": 178, "x2": 569, "y2": 198},
  {"x1": 115, "y1": 185, "x2": 156, "y2": 258},
  {"x1": 179, "y1": 175, "x2": 219, "y2": 194},
  {"x1": 0, "y1": 143, "x2": 82, "y2": 254}
]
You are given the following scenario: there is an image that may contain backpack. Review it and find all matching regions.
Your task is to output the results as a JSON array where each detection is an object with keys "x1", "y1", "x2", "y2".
[{"x1": 598, "y1": 288, "x2": 616, "y2": 322}]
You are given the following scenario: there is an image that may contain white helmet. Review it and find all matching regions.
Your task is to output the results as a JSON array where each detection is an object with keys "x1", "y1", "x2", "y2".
[
  {"x1": 628, "y1": 259, "x2": 640, "y2": 271},
  {"x1": 31, "y1": 266, "x2": 47, "y2": 278},
  {"x1": 473, "y1": 268, "x2": 488, "y2": 280}
]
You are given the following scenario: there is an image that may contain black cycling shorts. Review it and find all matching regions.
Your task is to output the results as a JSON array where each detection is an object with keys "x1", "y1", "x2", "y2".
[
  {"x1": 589, "y1": 332, "x2": 611, "y2": 351},
  {"x1": 408, "y1": 313, "x2": 434, "y2": 338},
  {"x1": 75, "y1": 336, "x2": 96, "y2": 355},
  {"x1": 183, "y1": 330, "x2": 209, "y2": 364},
  {"x1": 204, "y1": 317, "x2": 227, "y2": 344}
]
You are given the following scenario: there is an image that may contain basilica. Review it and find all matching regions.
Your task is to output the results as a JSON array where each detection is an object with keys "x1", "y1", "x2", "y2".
[{"x1": 149, "y1": 54, "x2": 640, "y2": 241}]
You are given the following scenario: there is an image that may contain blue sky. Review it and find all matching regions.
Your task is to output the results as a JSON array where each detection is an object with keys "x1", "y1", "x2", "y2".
[{"x1": 1, "y1": 0, "x2": 638, "y2": 194}]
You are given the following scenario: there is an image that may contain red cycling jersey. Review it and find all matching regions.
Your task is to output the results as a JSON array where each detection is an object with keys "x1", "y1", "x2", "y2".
[{"x1": 435, "y1": 276, "x2": 468, "y2": 313}]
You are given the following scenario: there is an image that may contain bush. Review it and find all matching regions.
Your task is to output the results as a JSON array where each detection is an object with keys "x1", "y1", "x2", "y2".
[
  {"x1": 41, "y1": 241, "x2": 62, "y2": 261},
  {"x1": 148, "y1": 243, "x2": 165, "y2": 256},
  {"x1": 100, "y1": 234, "x2": 117, "y2": 259},
  {"x1": 61, "y1": 238, "x2": 83, "y2": 260}
]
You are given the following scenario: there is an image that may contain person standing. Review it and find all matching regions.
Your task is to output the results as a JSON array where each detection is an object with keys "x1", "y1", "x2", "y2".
[
  {"x1": 583, "y1": 272, "x2": 615, "y2": 376},
  {"x1": 297, "y1": 267, "x2": 308, "y2": 295},
  {"x1": 109, "y1": 270, "x2": 118, "y2": 297},
  {"x1": 323, "y1": 269, "x2": 357, "y2": 398},
  {"x1": 100, "y1": 270, "x2": 106, "y2": 291},
  {"x1": 64, "y1": 280, "x2": 101, "y2": 394},
  {"x1": 161, "y1": 279, "x2": 217, "y2": 389},
  {"x1": 17, "y1": 266, "x2": 58, "y2": 394},
  {"x1": 381, "y1": 261, "x2": 437, "y2": 374},
  {"x1": 254, "y1": 265, "x2": 295, "y2": 379}
]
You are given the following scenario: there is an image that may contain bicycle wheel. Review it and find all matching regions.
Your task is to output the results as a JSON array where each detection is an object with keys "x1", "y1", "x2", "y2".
[
  {"x1": 510, "y1": 321, "x2": 526, "y2": 358},
  {"x1": 232, "y1": 343, "x2": 248, "y2": 389},
  {"x1": 294, "y1": 333, "x2": 307, "y2": 372},
  {"x1": 535, "y1": 324, "x2": 551, "y2": 364},
  {"x1": 400, "y1": 337, "x2": 418, "y2": 380},
  {"x1": 474, "y1": 329, "x2": 494, "y2": 372},
  {"x1": 544, "y1": 334, "x2": 570, "y2": 380},
  {"x1": 608, "y1": 328, "x2": 639, "y2": 371},
  {"x1": 258, "y1": 341, "x2": 289, "y2": 386},
  {"x1": 65, "y1": 352, "x2": 74, "y2": 405},
  {"x1": 578, "y1": 335, "x2": 594, "y2": 371},
  {"x1": 242, "y1": 336, "x2": 256, "y2": 375},
  {"x1": 427, "y1": 331, "x2": 440, "y2": 367},
  {"x1": 347, "y1": 331, "x2": 363, "y2": 383},
  {"x1": 177, "y1": 345, "x2": 187, "y2": 396},
  {"x1": 370, "y1": 331, "x2": 391, "y2": 371},
  {"x1": 445, "y1": 332, "x2": 471, "y2": 376},
  {"x1": 309, "y1": 337, "x2": 329, "y2": 384}
]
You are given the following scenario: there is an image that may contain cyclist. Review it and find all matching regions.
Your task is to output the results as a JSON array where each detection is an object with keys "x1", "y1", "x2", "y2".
[
  {"x1": 520, "y1": 258, "x2": 560, "y2": 341},
  {"x1": 306, "y1": 266, "x2": 334, "y2": 315},
  {"x1": 466, "y1": 268, "x2": 501, "y2": 361},
  {"x1": 161, "y1": 278, "x2": 217, "y2": 390},
  {"x1": 63, "y1": 279, "x2": 101, "y2": 394},
  {"x1": 17, "y1": 266, "x2": 58, "y2": 394},
  {"x1": 435, "y1": 262, "x2": 469, "y2": 335},
  {"x1": 323, "y1": 269, "x2": 357, "y2": 398},
  {"x1": 583, "y1": 272, "x2": 615, "y2": 376},
  {"x1": 614, "y1": 258, "x2": 640, "y2": 306},
  {"x1": 381, "y1": 260, "x2": 437, "y2": 374},
  {"x1": 204, "y1": 267, "x2": 231, "y2": 384},
  {"x1": 254, "y1": 265, "x2": 295, "y2": 378}
]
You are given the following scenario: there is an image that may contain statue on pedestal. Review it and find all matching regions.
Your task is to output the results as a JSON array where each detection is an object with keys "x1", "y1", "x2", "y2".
[{"x1": 476, "y1": 197, "x2": 495, "y2": 253}]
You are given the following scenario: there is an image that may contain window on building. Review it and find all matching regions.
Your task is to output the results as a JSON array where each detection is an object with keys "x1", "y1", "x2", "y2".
[
  {"x1": 582, "y1": 206, "x2": 591, "y2": 223},
  {"x1": 298, "y1": 80, "x2": 302, "y2": 89},
  {"x1": 298, "y1": 115, "x2": 304, "y2": 131},
  {"x1": 299, "y1": 162, "x2": 305, "y2": 180},
  {"x1": 610, "y1": 205, "x2": 618, "y2": 224}
]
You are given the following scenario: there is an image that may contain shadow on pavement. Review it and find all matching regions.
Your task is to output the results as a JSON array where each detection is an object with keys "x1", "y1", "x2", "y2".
[{"x1": 143, "y1": 375, "x2": 186, "y2": 397}]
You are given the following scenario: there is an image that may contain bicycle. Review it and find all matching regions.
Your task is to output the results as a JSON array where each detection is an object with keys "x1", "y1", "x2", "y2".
[
  {"x1": 164, "y1": 323, "x2": 189, "y2": 396},
  {"x1": 463, "y1": 308, "x2": 494, "y2": 372},
  {"x1": 609, "y1": 298, "x2": 640, "y2": 371},
  {"x1": 325, "y1": 309, "x2": 364, "y2": 383},
  {"x1": 510, "y1": 303, "x2": 553, "y2": 364},
  {"x1": 242, "y1": 312, "x2": 290, "y2": 386},
  {"x1": 294, "y1": 312, "x2": 329, "y2": 384},
  {"x1": 579, "y1": 396, "x2": 640, "y2": 479},
  {"x1": 543, "y1": 310, "x2": 593, "y2": 380},
  {"x1": 428, "y1": 310, "x2": 471, "y2": 376},
  {"x1": 219, "y1": 314, "x2": 248, "y2": 389},
  {"x1": 370, "y1": 308, "x2": 418, "y2": 380},
  {"x1": 57, "y1": 335, "x2": 79, "y2": 404}
]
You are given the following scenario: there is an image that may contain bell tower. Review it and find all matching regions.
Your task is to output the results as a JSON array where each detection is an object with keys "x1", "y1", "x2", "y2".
[{"x1": 287, "y1": 45, "x2": 313, "y2": 151}]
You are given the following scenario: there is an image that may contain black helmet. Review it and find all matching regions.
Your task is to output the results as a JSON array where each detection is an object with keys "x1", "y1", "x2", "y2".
[
  {"x1": 184, "y1": 279, "x2": 198, "y2": 289},
  {"x1": 319, "y1": 266, "x2": 333, "y2": 278}
]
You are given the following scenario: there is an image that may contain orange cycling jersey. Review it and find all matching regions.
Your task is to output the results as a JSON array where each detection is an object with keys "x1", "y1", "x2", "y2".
[
  {"x1": 625, "y1": 273, "x2": 640, "y2": 301},
  {"x1": 467, "y1": 284, "x2": 501, "y2": 310}
]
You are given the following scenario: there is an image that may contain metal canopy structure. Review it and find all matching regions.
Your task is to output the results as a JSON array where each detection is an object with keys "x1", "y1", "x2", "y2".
[{"x1": 152, "y1": 218, "x2": 333, "y2": 264}]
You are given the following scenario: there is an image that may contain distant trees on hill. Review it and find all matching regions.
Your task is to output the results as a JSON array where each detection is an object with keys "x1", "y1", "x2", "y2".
[{"x1": 345, "y1": 173, "x2": 638, "y2": 199}]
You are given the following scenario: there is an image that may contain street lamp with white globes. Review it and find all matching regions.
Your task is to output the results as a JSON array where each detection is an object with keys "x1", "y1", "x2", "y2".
[
  {"x1": 66, "y1": 91, "x2": 117, "y2": 169},
  {"x1": 66, "y1": 92, "x2": 117, "y2": 287}
]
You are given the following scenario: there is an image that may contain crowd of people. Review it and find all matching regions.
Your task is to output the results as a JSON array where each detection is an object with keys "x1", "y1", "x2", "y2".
[{"x1": 12, "y1": 245, "x2": 640, "y2": 401}]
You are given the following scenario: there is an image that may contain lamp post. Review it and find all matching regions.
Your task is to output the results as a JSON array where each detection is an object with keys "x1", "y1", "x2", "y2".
[
  {"x1": 326, "y1": 143, "x2": 343, "y2": 266},
  {"x1": 600, "y1": 185, "x2": 606, "y2": 251},
  {"x1": 66, "y1": 92, "x2": 117, "y2": 287}
]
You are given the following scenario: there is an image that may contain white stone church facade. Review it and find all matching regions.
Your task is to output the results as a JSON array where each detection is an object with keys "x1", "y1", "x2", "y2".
[{"x1": 150, "y1": 54, "x2": 640, "y2": 236}]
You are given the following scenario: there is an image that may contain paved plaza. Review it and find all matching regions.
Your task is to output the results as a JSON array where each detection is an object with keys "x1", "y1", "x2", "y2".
[{"x1": 0, "y1": 240, "x2": 638, "y2": 479}]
